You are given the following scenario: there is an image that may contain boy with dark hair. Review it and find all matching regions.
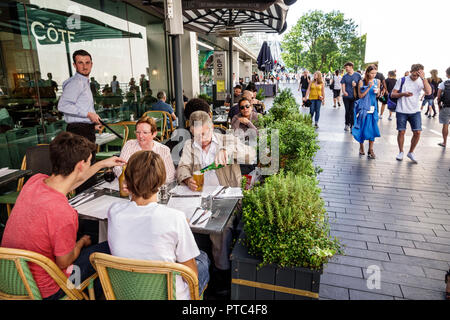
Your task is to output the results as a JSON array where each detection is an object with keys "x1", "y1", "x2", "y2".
[{"x1": 1, "y1": 132, "x2": 126, "y2": 299}]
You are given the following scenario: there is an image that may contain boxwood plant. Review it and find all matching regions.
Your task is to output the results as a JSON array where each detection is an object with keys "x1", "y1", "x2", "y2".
[
  {"x1": 242, "y1": 87, "x2": 341, "y2": 270},
  {"x1": 242, "y1": 172, "x2": 343, "y2": 270}
]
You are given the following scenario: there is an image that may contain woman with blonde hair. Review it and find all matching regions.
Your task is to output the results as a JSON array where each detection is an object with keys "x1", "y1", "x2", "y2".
[{"x1": 303, "y1": 71, "x2": 325, "y2": 128}]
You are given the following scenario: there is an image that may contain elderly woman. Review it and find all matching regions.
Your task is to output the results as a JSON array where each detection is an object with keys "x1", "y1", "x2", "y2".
[
  {"x1": 231, "y1": 97, "x2": 260, "y2": 132},
  {"x1": 113, "y1": 116, "x2": 175, "y2": 183},
  {"x1": 108, "y1": 151, "x2": 210, "y2": 299}
]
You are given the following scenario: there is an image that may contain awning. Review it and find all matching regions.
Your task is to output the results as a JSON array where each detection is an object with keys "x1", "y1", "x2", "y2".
[
  {"x1": 145, "y1": 0, "x2": 295, "y2": 35},
  {"x1": 0, "y1": 2, "x2": 142, "y2": 45}
]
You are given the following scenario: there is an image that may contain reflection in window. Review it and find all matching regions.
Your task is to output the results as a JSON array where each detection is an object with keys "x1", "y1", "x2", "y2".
[{"x1": 0, "y1": 0, "x2": 166, "y2": 169}]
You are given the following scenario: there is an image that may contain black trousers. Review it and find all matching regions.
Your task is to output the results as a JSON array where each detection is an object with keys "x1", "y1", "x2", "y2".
[
  {"x1": 66, "y1": 123, "x2": 97, "y2": 192},
  {"x1": 343, "y1": 97, "x2": 356, "y2": 127}
]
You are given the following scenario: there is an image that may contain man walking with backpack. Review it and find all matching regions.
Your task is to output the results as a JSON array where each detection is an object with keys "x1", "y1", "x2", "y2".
[
  {"x1": 437, "y1": 67, "x2": 450, "y2": 148},
  {"x1": 341, "y1": 62, "x2": 362, "y2": 131},
  {"x1": 391, "y1": 64, "x2": 432, "y2": 163}
]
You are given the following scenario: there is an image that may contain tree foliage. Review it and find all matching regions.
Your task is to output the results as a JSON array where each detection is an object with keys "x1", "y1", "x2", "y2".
[{"x1": 281, "y1": 10, "x2": 366, "y2": 73}]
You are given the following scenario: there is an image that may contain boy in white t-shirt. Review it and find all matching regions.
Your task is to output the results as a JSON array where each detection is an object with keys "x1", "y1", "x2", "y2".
[
  {"x1": 108, "y1": 150, "x2": 210, "y2": 300},
  {"x1": 391, "y1": 64, "x2": 432, "y2": 163}
]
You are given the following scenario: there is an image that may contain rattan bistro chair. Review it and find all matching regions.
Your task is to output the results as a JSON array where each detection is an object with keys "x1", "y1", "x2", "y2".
[
  {"x1": 89, "y1": 252, "x2": 203, "y2": 300},
  {"x1": 0, "y1": 247, "x2": 97, "y2": 300}
]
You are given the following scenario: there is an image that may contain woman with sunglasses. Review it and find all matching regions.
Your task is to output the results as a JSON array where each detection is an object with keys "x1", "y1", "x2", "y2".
[{"x1": 231, "y1": 97, "x2": 260, "y2": 132}]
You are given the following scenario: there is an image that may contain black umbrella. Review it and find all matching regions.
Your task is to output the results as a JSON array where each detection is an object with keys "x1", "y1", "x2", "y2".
[{"x1": 257, "y1": 41, "x2": 274, "y2": 72}]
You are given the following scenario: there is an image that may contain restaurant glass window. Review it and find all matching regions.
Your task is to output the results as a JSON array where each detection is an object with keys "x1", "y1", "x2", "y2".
[{"x1": 0, "y1": 0, "x2": 166, "y2": 169}]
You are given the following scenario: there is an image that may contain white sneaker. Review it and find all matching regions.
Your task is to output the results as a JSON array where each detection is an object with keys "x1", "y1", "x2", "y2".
[
  {"x1": 379, "y1": 115, "x2": 383, "y2": 119},
  {"x1": 396, "y1": 152, "x2": 404, "y2": 161},
  {"x1": 388, "y1": 116, "x2": 392, "y2": 121},
  {"x1": 407, "y1": 152, "x2": 418, "y2": 164},
  {"x1": 344, "y1": 125, "x2": 349, "y2": 131}
]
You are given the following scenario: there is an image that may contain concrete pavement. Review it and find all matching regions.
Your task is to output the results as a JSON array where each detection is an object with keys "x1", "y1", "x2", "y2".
[{"x1": 266, "y1": 82, "x2": 450, "y2": 300}]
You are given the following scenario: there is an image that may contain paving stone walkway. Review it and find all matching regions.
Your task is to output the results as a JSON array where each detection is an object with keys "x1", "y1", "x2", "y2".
[{"x1": 268, "y1": 83, "x2": 450, "y2": 300}]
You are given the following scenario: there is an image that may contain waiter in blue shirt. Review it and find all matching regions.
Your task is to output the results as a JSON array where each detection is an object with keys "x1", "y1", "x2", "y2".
[
  {"x1": 58, "y1": 50, "x2": 101, "y2": 144},
  {"x1": 58, "y1": 50, "x2": 101, "y2": 192}
]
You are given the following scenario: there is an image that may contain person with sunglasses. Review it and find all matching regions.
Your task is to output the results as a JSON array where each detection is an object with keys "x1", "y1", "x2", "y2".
[{"x1": 231, "y1": 97, "x2": 260, "y2": 132}]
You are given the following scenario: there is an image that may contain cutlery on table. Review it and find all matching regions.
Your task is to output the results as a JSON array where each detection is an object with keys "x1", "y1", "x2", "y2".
[
  {"x1": 68, "y1": 192, "x2": 86, "y2": 204},
  {"x1": 72, "y1": 193, "x2": 95, "y2": 207},
  {"x1": 192, "y1": 209, "x2": 208, "y2": 225}
]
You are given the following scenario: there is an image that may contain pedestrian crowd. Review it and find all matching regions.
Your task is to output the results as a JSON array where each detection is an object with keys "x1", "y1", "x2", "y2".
[{"x1": 299, "y1": 62, "x2": 450, "y2": 163}]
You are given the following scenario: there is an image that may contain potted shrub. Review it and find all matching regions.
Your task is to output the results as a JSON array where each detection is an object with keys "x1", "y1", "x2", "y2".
[{"x1": 231, "y1": 172, "x2": 343, "y2": 300}]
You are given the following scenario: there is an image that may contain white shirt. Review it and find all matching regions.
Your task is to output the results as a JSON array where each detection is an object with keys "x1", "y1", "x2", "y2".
[
  {"x1": 192, "y1": 135, "x2": 221, "y2": 186},
  {"x1": 438, "y1": 78, "x2": 450, "y2": 91},
  {"x1": 333, "y1": 75, "x2": 342, "y2": 90},
  {"x1": 394, "y1": 76, "x2": 424, "y2": 114},
  {"x1": 108, "y1": 201, "x2": 200, "y2": 300}
]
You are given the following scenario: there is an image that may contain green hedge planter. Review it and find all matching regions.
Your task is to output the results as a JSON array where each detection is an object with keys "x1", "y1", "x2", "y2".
[{"x1": 231, "y1": 233, "x2": 322, "y2": 300}]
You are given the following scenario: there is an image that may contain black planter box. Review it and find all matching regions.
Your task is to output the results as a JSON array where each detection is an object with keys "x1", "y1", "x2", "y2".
[{"x1": 230, "y1": 233, "x2": 322, "y2": 300}]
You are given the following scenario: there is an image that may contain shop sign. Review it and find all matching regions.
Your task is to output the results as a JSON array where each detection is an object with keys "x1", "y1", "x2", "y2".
[
  {"x1": 31, "y1": 21, "x2": 76, "y2": 44},
  {"x1": 214, "y1": 51, "x2": 227, "y2": 101}
]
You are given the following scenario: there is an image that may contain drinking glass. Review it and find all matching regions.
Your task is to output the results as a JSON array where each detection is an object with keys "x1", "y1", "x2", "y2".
[
  {"x1": 104, "y1": 168, "x2": 115, "y2": 194},
  {"x1": 193, "y1": 171, "x2": 204, "y2": 192}
]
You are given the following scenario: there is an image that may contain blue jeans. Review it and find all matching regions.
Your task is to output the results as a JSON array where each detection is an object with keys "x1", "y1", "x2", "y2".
[
  {"x1": 310, "y1": 99, "x2": 322, "y2": 123},
  {"x1": 396, "y1": 112, "x2": 422, "y2": 131},
  {"x1": 301, "y1": 89, "x2": 307, "y2": 101},
  {"x1": 44, "y1": 241, "x2": 110, "y2": 300},
  {"x1": 195, "y1": 250, "x2": 210, "y2": 296}
]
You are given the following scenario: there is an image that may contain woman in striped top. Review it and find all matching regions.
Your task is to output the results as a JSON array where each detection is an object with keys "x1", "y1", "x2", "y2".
[{"x1": 113, "y1": 116, "x2": 176, "y2": 183}]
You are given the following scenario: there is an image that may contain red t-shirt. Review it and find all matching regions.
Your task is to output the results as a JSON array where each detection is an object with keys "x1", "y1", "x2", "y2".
[{"x1": 1, "y1": 174, "x2": 78, "y2": 298}]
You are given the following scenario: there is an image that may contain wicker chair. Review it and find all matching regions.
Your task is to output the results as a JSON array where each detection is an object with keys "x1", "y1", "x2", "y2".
[
  {"x1": 213, "y1": 124, "x2": 228, "y2": 134},
  {"x1": 116, "y1": 121, "x2": 137, "y2": 141},
  {"x1": 0, "y1": 247, "x2": 96, "y2": 300},
  {"x1": 143, "y1": 110, "x2": 176, "y2": 140},
  {"x1": 96, "y1": 124, "x2": 129, "y2": 160},
  {"x1": 142, "y1": 111, "x2": 167, "y2": 141},
  {"x1": 89, "y1": 252, "x2": 203, "y2": 300}
]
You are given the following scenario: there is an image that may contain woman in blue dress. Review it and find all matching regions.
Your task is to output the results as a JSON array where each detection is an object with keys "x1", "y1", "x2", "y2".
[{"x1": 352, "y1": 64, "x2": 381, "y2": 159}]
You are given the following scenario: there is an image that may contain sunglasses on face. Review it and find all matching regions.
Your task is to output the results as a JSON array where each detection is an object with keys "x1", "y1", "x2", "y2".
[{"x1": 240, "y1": 104, "x2": 251, "y2": 110}]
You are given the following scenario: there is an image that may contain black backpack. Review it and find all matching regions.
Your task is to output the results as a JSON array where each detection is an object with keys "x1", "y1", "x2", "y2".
[{"x1": 442, "y1": 80, "x2": 450, "y2": 108}]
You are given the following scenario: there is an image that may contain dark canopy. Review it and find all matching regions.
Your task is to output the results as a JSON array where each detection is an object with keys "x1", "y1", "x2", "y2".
[
  {"x1": 144, "y1": 0, "x2": 296, "y2": 35},
  {"x1": 256, "y1": 41, "x2": 273, "y2": 72}
]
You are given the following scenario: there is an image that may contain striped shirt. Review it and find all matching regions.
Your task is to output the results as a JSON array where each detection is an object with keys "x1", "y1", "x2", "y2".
[{"x1": 113, "y1": 140, "x2": 176, "y2": 184}]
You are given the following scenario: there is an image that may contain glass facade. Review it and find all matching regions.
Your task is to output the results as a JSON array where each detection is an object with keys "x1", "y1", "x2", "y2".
[{"x1": 0, "y1": 0, "x2": 168, "y2": 168}]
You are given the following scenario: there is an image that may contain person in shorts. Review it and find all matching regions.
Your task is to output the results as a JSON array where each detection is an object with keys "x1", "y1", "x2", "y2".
[
  {"x1": 332, "y1": 70, "x2": 342, "y2": 108},
  {"x1": 391, "y1": 64, "x2": 432, "y2": 163},
  {"x1": 436, "y1": 67, "x2": 450, "y2": 148}
]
